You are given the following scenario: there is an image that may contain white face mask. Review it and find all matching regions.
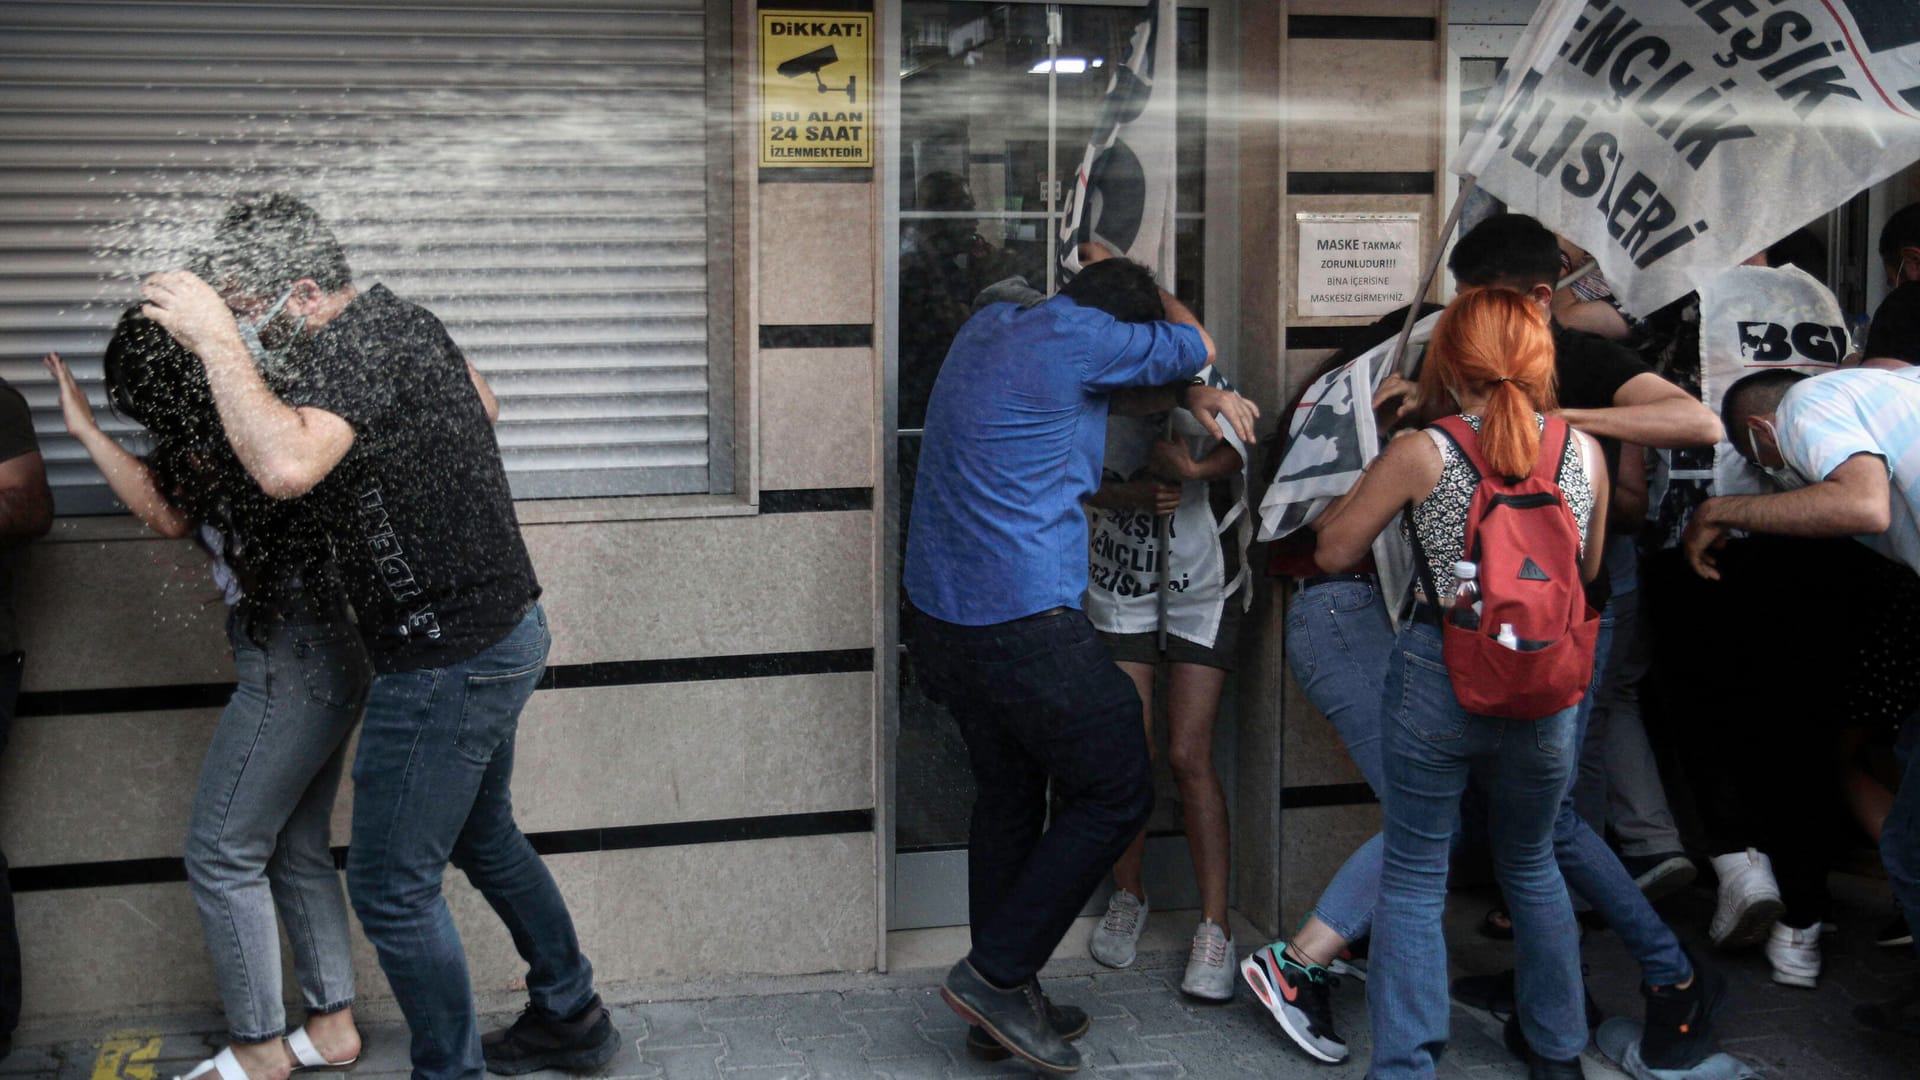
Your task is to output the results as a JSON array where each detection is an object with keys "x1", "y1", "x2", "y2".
[
  {"x1": 1749, "y1": 421, "x2": 1805, "y2": 490},
  {"x1": 236, "y1": 286, "x2": 295, "y2": 371}
]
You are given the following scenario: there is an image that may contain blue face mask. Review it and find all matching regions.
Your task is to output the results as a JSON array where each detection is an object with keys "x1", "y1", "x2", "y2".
[{"x1": 236, "y1": 286, "x2": 295, "y2": 370}]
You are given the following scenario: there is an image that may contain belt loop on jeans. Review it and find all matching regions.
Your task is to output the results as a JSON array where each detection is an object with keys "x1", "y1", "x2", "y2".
[{"x1": 1298, "y1": 572, "x2": 1376, "y2": 589}]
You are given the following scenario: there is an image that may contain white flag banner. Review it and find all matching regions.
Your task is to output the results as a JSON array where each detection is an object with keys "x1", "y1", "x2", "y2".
[
  {"x1": 1454, "y1": 0, "x2": 1920, "y2": 317},
  {"x1": 1058, "y1": 0, "x2": 1178, "y2": 278},
  {"x1": 1258, "y1": 313, "x2": 1443, "y2": 618},
  {"x1": 1646, "y1": 264, "x2": 1850, "y2": 547},
  {"x1": 1699, "y1": 263, "x2": 1848, "y2": 495}
]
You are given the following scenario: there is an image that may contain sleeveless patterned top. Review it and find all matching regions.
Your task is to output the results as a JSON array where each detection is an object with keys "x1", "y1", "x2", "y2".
[{"x1": 1407, "y1": 414, "x2": 1595, "y2": 601}]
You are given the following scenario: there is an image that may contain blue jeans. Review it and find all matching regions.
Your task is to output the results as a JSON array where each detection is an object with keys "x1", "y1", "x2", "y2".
[
  {"x1": 1553, "y1": 605, "x2": 1691, "y2": 987},
  {"x1": 1284, "y1": 578, "x2": 1394, "y2": 943},
  {"x1": 190, "y1": 606, "x2": 370, "y2": 1043},
  {"x1": 1369, "y1": 623, "x2": 1586, "y2": 1078},
  {"x1": 1292, "y1": 591, "x2": 1691, "y2": 987},
  {"x1": 908, "y1": 605, "x2": 1153, "y2": 988},
  {"x1": 346, "y1": 605, "x2": 595, "y2": 1080},
  {"x1": 1886, "y1": 719, "x2": 1920, "y2": 965}
]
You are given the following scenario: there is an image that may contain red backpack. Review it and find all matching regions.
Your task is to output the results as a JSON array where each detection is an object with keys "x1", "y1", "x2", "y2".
[{"x1": 1412, "y1": 415, "x2": 1601, "y2": 720}]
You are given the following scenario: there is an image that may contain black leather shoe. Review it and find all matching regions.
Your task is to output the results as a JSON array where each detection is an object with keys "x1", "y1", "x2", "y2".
[
  {"x1": 1529, "y1": 1056, "x2": 1586, "y2": 1079},
  {"x1": 941, "y1": 959, "x2": 1081, "y2": 1073},
  {"x1": 965, "y1": 984, "x2": 1089, "y2": 1060},
  {"x1": 1502, "y1": 1015, "x2": 1588, "y2": 1079},
  {"x1": 1460, "y1": 968, "x2": 1603, "y2": 1030},
  {"x1": 481, "y1": 994, "x2": 621, "y2": 1075}
]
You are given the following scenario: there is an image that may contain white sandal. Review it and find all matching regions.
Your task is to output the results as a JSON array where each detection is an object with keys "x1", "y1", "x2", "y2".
[
  {"x1": 286, "y1": 1027, "x2": 359, "y2": 1073},
  {"x1": 175, "y1": 1048, "x2": 251, "y2": 1080}
]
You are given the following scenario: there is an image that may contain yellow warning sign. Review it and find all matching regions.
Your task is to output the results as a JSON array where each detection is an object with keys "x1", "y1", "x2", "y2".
[{"x1": 759, "y1": 12, "x2": 872, "y2": 168}]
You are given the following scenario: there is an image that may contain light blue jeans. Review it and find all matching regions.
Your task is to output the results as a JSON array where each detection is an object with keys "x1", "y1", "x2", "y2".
[
  {"x1": 1550, "y1": 600, "x2": 1691, "y2": 987},
  {"x1": 188, "y1": 604, "x2": 371, "y2": 1043},
  {"x1": 1368, "y1": 622, "x2": 1586, "y2": 1077},
  {"x1": 1283, "y1": 578, "x2": 1394, "y2": 943},
  {"x1": 1290, "y1": 587, "x2": 1691, "y2": 989}
]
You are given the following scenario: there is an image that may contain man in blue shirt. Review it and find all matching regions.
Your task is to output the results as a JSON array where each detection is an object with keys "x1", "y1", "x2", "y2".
[{"x1": 907, "y1": 252, "x2": 1255, "y2": 1073}]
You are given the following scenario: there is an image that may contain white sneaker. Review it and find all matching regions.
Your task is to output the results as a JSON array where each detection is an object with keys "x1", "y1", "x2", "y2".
[
  {"x1": 1180, "y1": 920, "x2": 1236, "y2": 1001},
  {"x1": 1708, "y1": 849, "x2": 1784, "y2": 949},
  {"x1": 1089, "y1": 889, "x2": 1147, "y2": 968},
  {"x1": 1766, "y1": 921, "x2": 1822, "y2": 988}
]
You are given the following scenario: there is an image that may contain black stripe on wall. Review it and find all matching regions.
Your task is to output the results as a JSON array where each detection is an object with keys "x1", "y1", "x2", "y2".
[
  {"x1": 17, "y1": 647, "x2": 875, "y2": 718},
  {"x1": 1285, "y1": 325, "x2": 1369, "y2": 351},
  {"x1": 1288, "y1": 171, "x2": 1435, "y2": 197},
  {"x1": 758, "y1": 168, "x2": 874, "y2": 185},
  {"x1": 1280, "y1": 782, "x2": 1379, "y2": 810},
  {"x1": 760, "y1": 487, "x2": 872, "y2": 514},
  {"x1": 9, "y1": 809, "x2": 875, "y2": 893},
  {"x1": 1290, "y1": 15, "x2": 1436, "y2": 41},
  {"x1": 547, "y1": 647, "x2": 872, "y2": 691},
  {"x1": 759, "y1": 324, "x2": 874, "y2": 349}
]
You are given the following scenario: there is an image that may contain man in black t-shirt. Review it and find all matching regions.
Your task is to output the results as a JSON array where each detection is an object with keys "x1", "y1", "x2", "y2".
[
  {"x1": 1866, "y1": 203, "x2": 1920, "y2": 369},
  {"x1": 0, "y1": 379, "x2": 50, "y2": 1063},
  {"x1": 143, "y1": 195, "x2": 618, "y2": 1080}
]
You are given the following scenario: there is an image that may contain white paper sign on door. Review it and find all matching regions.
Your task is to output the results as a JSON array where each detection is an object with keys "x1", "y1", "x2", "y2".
[{"x1": 1296, "y1": 212, "x2": 1421, "y2": 318}]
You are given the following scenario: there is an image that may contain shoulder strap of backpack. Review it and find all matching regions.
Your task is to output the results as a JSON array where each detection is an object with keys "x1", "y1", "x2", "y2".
[
  {"x1": 1429, "y1": 416, "x2": 1484, "y2": 482},
  {"x1": 1536, "y1": 416, "x2": 1573, "y2": 486},
  {"x1": 1404, "y1": 499, "x2": 1444, "y2": 605}
]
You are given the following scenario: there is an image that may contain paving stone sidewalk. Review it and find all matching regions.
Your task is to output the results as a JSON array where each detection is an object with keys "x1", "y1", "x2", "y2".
[{"x1": 15, "y1": 876, "x2": 1916, "y2": 1080}]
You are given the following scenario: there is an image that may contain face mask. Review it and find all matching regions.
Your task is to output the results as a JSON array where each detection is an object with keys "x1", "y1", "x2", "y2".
[
  {"x1": 237, "y1": 287, "x2": 295, "y2": 371},
  {"x1": 1748, "y1": 422, "x2": 1805, "y2": 490}
]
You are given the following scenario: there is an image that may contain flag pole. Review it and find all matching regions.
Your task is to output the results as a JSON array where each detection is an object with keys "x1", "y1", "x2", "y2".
[{"x1": 1392, "y1": 174, "x2": 1477, "y2": 378}]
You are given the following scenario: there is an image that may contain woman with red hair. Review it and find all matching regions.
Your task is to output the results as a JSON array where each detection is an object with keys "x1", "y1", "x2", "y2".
[{"x1": 1312, "y1": 287, "x2": 1609, "y2": 1080}]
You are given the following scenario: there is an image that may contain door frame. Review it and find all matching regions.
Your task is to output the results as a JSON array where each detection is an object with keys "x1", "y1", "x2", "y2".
[{"x1": 880, "y1": 0, "x2": 1240, "y2": 936}]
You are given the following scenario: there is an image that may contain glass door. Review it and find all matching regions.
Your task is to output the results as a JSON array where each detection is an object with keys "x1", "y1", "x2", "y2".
[{"x1": 889, "y1": 0, "x2": 1218, "y2": 930}]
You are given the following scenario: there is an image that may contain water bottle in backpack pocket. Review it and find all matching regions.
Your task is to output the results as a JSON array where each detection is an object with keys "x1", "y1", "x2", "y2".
[{"x1": 1413, "y1": 415, "x2": 1601, "y2": 720}]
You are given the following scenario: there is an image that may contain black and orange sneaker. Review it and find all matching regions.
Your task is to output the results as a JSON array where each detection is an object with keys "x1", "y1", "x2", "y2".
[{"x1": 1641, "y1": 951, "x2": 1726, "y2": 1071}]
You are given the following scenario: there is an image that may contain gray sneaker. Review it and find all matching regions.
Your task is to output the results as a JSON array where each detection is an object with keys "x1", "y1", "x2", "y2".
[
  {"x1": 1180, "y1": 920, "x2": 1235, "y2": 1001},
  {"x1": 1089, "y1": 889, "x2": 1147, "y2": 968}
]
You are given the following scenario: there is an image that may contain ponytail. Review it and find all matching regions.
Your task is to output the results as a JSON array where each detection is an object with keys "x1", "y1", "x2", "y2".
[
  {"x1": 1426, "y1": 288, "x2": 1559, "y2": 478},
  {"x1": 1480, "y1": 378, "x2": 1541, "y2": 478}
]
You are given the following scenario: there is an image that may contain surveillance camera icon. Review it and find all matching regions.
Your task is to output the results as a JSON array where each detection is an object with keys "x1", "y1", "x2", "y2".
[{"x1": 777, "y1": 44, "x2": 856, "y2": 105}]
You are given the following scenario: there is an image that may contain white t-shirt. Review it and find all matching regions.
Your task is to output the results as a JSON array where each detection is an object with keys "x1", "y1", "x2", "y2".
[{"x1": 1084, "y1": 366, "x2": 1251, "y2": 647}]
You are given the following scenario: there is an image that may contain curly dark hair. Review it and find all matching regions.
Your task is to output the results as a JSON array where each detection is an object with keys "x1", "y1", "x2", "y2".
[
  {"x1": 100, "y1": 308, "x2": 248, "y2": 526},
  {"x1": 1057, "y1": 257, "x2": 1167, "y2": 323}
]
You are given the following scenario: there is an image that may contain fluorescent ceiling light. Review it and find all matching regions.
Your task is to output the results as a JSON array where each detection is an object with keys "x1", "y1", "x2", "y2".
[{"x1": 1029, "y1": 57, "x2": 1089, "y2": 74}]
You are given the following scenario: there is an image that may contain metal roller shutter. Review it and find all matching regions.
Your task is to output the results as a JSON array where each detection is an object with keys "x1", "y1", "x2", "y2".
[{"x1": 0, "y1": 0, "x2": 731, "y2": 512}]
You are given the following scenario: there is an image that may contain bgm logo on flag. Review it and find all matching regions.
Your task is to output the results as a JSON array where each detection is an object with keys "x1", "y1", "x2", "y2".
[
  {"x1": 1056, "y1": 0, "x2": 1177, "y2": 279},
  {"x1": 1644, "y1": 264, "x2": 1850, "y2": 548},
  {"x1": 1454, "y1": 0, "x2": 1920, "y2": 317}
]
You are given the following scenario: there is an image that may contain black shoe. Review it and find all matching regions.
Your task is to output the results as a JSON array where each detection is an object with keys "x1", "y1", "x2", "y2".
[
  {"x1": 1640, "y1": 950, "x2": 1726, "y2": 1070},
  {"x1": 481, "y1": 994, "x2": 621, "y2": 1075},
  {"x1": 1856, "y1": 975, "x2": 1920, "y2": 1038},
  {"x1": 1501, "y1": 1015, "x2": 1587, "y2": 1078},
  {"x1": 1878, "y1": 911, "x2": 1913, "y2": 948},
  {"x1": 965, "y1": 984, "x2": 1089, "y2": 1061},
  {"x1": 1457, "y1": 969, "x2": 1602, "y2": 1030},
  {"x1": 942, "y1": 959, "x2": 1081, "y2": 1074},
  {"x1": 1620, "y1": 852, "x2": 1698, "y2": 903}
]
